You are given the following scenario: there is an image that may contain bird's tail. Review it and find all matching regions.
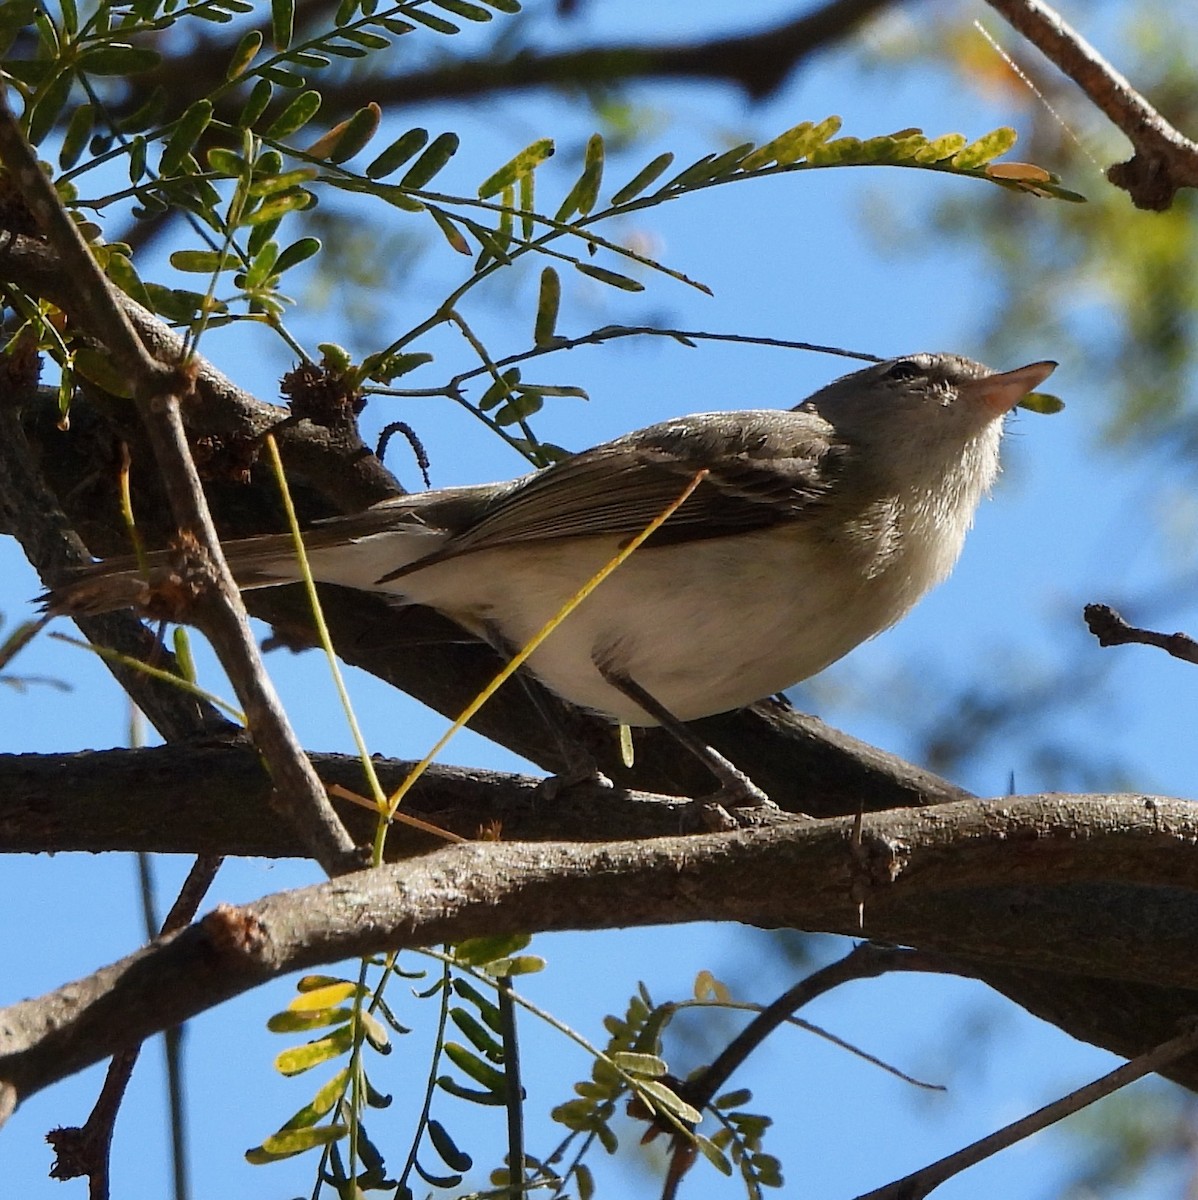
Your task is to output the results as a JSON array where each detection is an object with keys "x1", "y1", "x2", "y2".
[{"x1": 43, "y1": 529, "x2": 329, "y2": 617}]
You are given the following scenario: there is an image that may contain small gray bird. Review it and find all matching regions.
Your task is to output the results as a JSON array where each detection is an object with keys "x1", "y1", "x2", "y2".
[{"x1": 54, "y1": 352, "x2": 1056, "y2": 807}]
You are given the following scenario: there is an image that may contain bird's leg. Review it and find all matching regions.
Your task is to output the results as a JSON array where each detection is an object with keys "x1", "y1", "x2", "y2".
[
  {"x1": 594, "y1": 661, "x2": 772, "y2": 819},
  {"x1": 480, "y1": 622, "x2": 612, "y2": 795}
]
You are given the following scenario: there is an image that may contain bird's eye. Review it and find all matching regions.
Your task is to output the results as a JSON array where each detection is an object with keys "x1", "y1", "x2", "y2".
[{"x1": 884, "y1": 359, "x2": 924, "y2": 382}]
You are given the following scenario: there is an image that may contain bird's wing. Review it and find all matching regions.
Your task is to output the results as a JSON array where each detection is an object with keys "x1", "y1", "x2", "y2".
[{"x1": 376, "y1": 410, "x2": 843, "y2": 581}]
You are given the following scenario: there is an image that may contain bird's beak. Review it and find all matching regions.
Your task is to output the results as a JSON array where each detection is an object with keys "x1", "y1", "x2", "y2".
[{"x1": 965, "y1": 360, "x2": 1058, "y2": 416}]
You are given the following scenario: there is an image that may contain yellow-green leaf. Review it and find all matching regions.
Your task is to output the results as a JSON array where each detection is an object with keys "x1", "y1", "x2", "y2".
[
  {"x1": 478, "y1": 137, "x2": 554, "y2": 198},
  {"x1": 534, "y1": 267, "x2": 560, "y2": 346},
  {"x1": 613, "y1": 1051, "x2": 666, "y2": 1077},
  {"x1": 226, "y1": 28, "x2": 262, "y2": 79},
  {"x1": 287, "y1": 981, "x2": 361, "y2": 1011},
  {"x1": 245, "y1": 1123, "x2": 348, "y2": 1164},
  {"x1": 556, "y1": 132, "x2": 604, "y2": 221},
  {"x1": 161, "y1": 100, "x2": 213, "y2": 175},
  {"x1": 951, "y1": 125, "x2": 1018, "y2": 170},
  {"x1": 637, "y1": 1079, "x2": 701, "y2": 1123},
  {"x1": 264, "y1": 89, "x2": 321, "y2": 139},
  {"x1": 274, "y1": 1025, "x2": 353, "y2": 1076},
  {"x1": 914, "y1": 132, "x2": 968, "y2": 164},
  {"x1": 1017, "y1": 391, "x2": 1065, "y2": 414}
]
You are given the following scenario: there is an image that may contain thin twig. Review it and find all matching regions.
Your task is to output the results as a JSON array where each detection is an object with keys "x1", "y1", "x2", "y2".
[
  {"x1": 498, "y1": 979, "x2": 526, "y2": 1192},
  {"x1": 856, "y1": 1021, "x2": 1198, "y2": 1199},
  {"x1": 985, "y1": 0, "x2": 1198, "y2": 209},
  {"x1": 46, "y1": 856, "x2": 221, "y2": 1199}
]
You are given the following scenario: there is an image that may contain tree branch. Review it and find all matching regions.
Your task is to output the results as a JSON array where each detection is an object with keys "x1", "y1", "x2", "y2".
[
  {"x1": 1084, "y1": 602, "x2": 1198, "y2": 666},
  {"x1": 6, "y1": 792, "x2": 1198, "y2": 1116},
  {"x1": 985, "y1": 0, "x2": 1198, "y2": 209}
]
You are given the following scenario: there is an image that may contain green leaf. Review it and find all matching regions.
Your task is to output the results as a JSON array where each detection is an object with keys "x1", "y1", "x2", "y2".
[
  {"x1": 160, "y1": 100, "x2": 213, "y2": 175},
  {"x1": 608, "y1": 151, "x2": 675, "y2": 205},
  {"x1": 1017, "y1": 391, "x2": 1065, "y2": 414},
  {"x1": 275, "y1": 235, "x2": 321, "y2": 272},
  {"x1": 772, "y1": 115, "x2": 842, "y2": 166},
  {"x1": 104, "y1": 252, "x2": 153, "y2": 311},
  {"x1": 478, "y1": 137, "x2": 554, "y2": 198},
  {"x1": 435, "y1": 0, "x2": 493, "y2": 18},
  {"x1": 575, "y1": 262, "x2": 644, "y2": 292},
  {"x1": 407, "y1": 7, "x2": 459, "y2": 32},
  {"x1": 556, "y1": 132, "x2": 604, "y2": 221},
  {"x1": 454, "y1": 933, "x2": 531, "y2": 966},
  {"x1": 401, "y1": 131, "x2": 459, "y2": 188},
  {"x1": 226, "y1": 28, "x2": 262, "y2": 78},
  {"x1": 451, "y1": 978, "x2": 503, "y2": 1031},
  {"x1": 489, "y1": 953, "x2": 547, "y2": 976},
  {"x1": 478, "y1": 0, "x2": 520, "y2": 9},
  {"x1": 444, "y1": 1042, "x2": 508, "y2": 1095},
  {"x1": 273, "y1": 1025, "x2": 354, "y2": 1075},
  {"x1": 436, "y1": 1074, "x2": 507, "y2": 1105},
  {"x1": 366, "y1": 127, "x2": 428, "y2": 179},
  {"x1": 951, "y1": 125, "x2": 1018, "y2": 170},
  {"x1": 305, "y1": 102, "x2": 380, "y2": 163},
  {"x1": 27, "y1": 70, "x2": 74, "y2": 146},
  {"x1": 264, "y1": 89, "x2": 322, "y2": 138},
  {"x1": 427, "y1": 1119, "x2": 473, "y2": 1171},
  {"x1": 271, "y1": 0, "x2": 294, "y2": 49},
  {"x1": 260, "y1": 65, "x2": 306, "y2": 88},
  {"x1": 79, "y1": 44, "x2": 161, "y2": 74},
  {"x1": 58, "y1": 102, "x2": 94, "y2": 169},
  {"x1": 170, "y1": 248, "x2": 232, "y2": 273},
  {"x1": 342, "y1": 28, "x2": 391, "y2": 49},
  {"x1": 237, "y1": 78, "x2": 273, "y2": 129},
  {"x1": 363, "y1": 350, "x2": 432, "y2": 382},
  {"x1": 576, "y1": 1163, "x2": 595, "y2": 1200},
  {"x1": 534, "y1": 267, "x2": 560, "y2": 345},
  {"x1": 245, "y1": 1123, "x2": 348, "y2": 1163},
  {"x1": 206, "y1": 146, "x2": 247, "y2": 177},
  {"x1": 494, "y1": 392, "x2": 542, "y2": 425},
  {"x1": 450, "y1": 1007, "x2": 504, "y2": 1061},
  {"x1": 715, "y1": 1087, "x2": 753, "y2": 1109}
]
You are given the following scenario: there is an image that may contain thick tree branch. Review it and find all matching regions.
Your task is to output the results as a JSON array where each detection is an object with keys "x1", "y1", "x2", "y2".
[
  {"x1": 127, "y1": 0, "x2": 893, "y2": 140},
  {"x1": 985, "y1": 0, "x2": 1198, "y2": 209},
  {"x1": 5, "y1": 792, "x2": 1198, "y2": 1116}
]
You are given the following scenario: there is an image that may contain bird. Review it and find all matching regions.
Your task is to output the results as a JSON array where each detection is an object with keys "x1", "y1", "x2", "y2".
[{"x1": 51, "y1": 352, "x2": 1057, "y2": 811}]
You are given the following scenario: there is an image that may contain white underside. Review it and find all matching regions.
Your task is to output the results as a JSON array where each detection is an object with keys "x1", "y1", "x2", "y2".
[{"x1": 296, "y1": 515, "x2": 963, "y2": 724}]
